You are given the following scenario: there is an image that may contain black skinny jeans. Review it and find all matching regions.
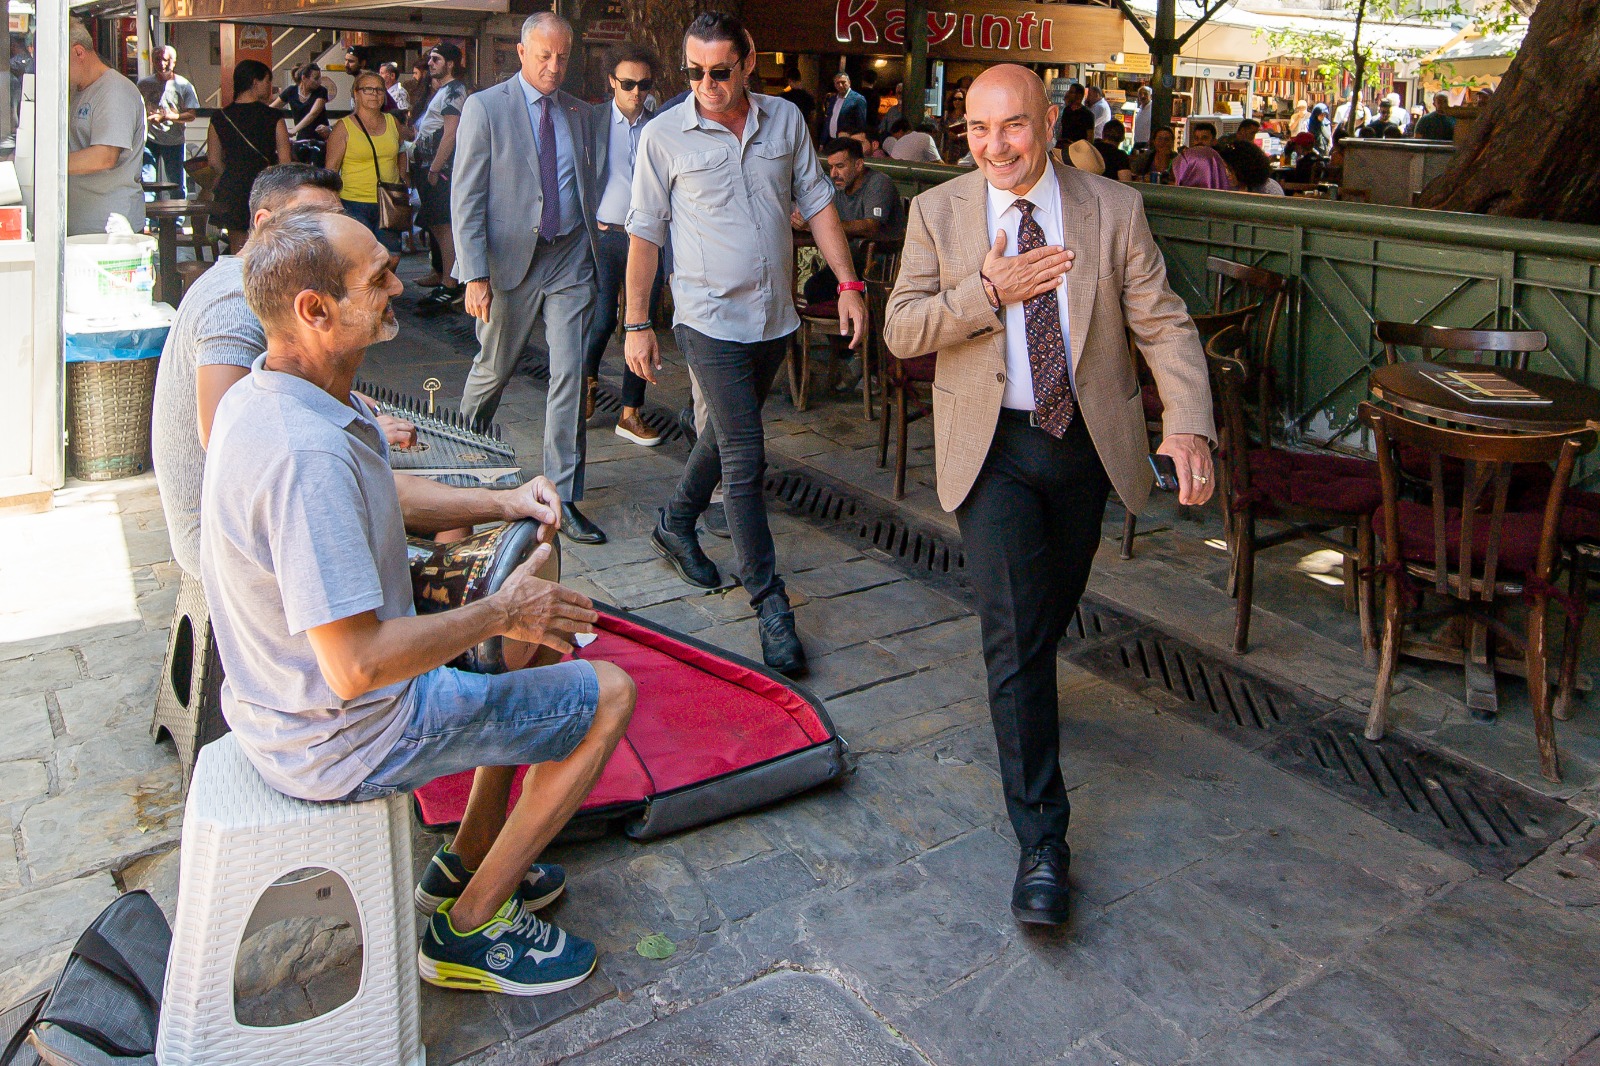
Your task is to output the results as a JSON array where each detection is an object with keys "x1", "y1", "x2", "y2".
[{"x1": 664, "y1": 326, "x2": 792, "y2": 608}]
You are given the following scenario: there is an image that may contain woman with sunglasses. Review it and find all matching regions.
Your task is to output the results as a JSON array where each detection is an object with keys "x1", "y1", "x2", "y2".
[
  {"x1": 325, "y1": 71, "x2": 404, "y2": 252},
  {"x1": 583, "y1": 42, "x2": 663, "y2": 448}
]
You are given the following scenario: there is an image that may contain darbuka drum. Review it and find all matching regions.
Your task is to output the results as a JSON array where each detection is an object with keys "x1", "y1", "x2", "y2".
[{"x1": 407, "y1": 519, "x2": 560, "y2": 673}]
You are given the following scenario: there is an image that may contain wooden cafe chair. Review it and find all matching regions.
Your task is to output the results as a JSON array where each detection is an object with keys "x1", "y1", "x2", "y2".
[
  {"x1": 872, "y1": 278, "x2": 935, "y2": 500},
  {"x1": 790, "y1": 240, "x2": 877, "y2": 414},
  {"x1": 1209, "y1": 326, "x2": 1379, "y2": 656},
  {"x1": 1361, "y1": 401, "x2": 1595, "y2": 782}
]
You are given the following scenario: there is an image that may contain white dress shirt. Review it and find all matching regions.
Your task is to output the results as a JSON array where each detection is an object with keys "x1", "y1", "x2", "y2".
[
  {"x1": 986, "y1": 161, "x2": 1071, "y2": 411},
  {"x1": 597, "y1": 100, "x2": 648, "y2": 226},
  {"x1": 1090, "y1": 98, "x2": 1113, "y2": 139}
]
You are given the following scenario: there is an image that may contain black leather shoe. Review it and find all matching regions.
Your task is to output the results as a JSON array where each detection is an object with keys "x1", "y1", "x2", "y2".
[
  {"x1": 1011, "y1": 843, "x2": 1071, "y2": 926},
  {"x1": 701, "y1": 502, "x2": 731, "y2": 539},
  {"x1": 650, "y1": 516, "x2": 722, "y2": 589},
  {"x1": 560, "y1": 502, "x2": 607, "y2": 545},
  {"x1": 757, "y1": 596, "x2": 807, "y2": 676}
]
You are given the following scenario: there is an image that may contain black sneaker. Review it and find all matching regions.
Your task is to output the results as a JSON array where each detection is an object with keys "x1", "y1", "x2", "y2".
[
  {"x1": 650, "y1": 513, "x2": 722, "y2": 589},
  {"x1": 757, "y1": 595, "x2": 806, "y2": 676},
  {"x1": 416, "y1": 285, "x2": 460, "y2": 316}
]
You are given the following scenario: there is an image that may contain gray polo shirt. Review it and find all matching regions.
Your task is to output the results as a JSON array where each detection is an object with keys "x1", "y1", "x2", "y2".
[
  {"x1": 69, "y1": 67, "x2": 147, "y2": 236},
  {"x1": 151, "y1": 256, "x2": 263, "y2": 577},
  {"x1": 200, "y1": 357, "x2": 415, "y2": 802},
  {"x1": 628, "y1": 92, "x2": 834, "y2": 343},
  {"x1": 836, "y1": 167, "x2": 904, "y2": 243}
]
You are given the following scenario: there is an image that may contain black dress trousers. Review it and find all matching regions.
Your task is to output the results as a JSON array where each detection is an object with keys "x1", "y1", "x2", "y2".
[{"x1": 956, "y1": 408, "x2": 1112, "y2": 850}]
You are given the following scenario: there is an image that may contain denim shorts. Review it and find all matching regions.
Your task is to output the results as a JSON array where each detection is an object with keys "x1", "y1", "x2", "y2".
[{"x1": 340, "y1": 660, "x2": 599, "y2": 802}]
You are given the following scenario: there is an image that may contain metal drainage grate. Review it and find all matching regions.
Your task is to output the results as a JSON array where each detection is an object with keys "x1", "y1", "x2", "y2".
[
  {"x1": 859, "y1": 517, "x2": 962, "y2": 574},
  {"x1": 764, "y1": 471, "x2": 857, "y2": 524},
  {"x1": 1259, "y1": 723, "x2": 1578, "y2": 878},
  {"x1": 1067, "y1": 629, "x2": 1328, "y2": 748}
]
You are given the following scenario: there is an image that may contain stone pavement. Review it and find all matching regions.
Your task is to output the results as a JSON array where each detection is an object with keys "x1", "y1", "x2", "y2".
[{"x1": 7, "y1": 262, "x2": 1600, "y2": 1064}]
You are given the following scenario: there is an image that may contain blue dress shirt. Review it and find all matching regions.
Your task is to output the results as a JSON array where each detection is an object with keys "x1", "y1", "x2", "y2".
[{"x1": 516, "y1": 75, "x2": 582, "y2": 238}]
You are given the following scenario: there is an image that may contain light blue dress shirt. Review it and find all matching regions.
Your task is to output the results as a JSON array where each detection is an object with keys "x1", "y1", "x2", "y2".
[
  {"x1": 597, "y1": 101, "x2": 647, "y2": 226},
  {"x1": 516, "y1": 75, "x2": 582, "y2": 238}
]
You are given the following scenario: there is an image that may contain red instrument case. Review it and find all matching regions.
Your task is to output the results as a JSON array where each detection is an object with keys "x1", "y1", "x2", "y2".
[{"x1": 413, "y1": 604, "x2": 849, "y2": 840}]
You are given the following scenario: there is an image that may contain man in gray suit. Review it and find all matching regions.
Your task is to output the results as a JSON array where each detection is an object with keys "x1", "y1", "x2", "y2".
[{"x1": 452, "y1": 12, "x2": 608, "y2": 544}]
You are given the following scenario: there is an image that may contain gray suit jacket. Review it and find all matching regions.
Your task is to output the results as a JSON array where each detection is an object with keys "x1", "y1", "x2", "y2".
[{"x1": 450, "y1": 78, "x2": 601, "y2": 288}]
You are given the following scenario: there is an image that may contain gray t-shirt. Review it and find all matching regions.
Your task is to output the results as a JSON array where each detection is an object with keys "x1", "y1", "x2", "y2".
[
  {"x1": 201, "y1": 359, "x2": 414, "y2": 802},
  {"x1": 137, "y1": 73, "x2": 199, "y2": 146},
  {"x1": 69, "y1": 68, "x2": 147, "y2": 235},
  {"x1": 836, "y1": 167, "x2": 904, "y2": 243},
  {"x1": 151, "y1": 256, "x2": 263, "y2": 577}
]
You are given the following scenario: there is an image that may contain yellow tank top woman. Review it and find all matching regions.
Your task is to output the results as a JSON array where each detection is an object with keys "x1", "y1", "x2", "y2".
[{"x1": 334, "y1": 112, "x2": 400, "y2": 204}]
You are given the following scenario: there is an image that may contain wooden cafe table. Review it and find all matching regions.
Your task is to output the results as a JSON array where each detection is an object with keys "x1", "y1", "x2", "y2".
[
  {"x1": 1368, "y1": 360, "x2": 1600, "y2": 716},
  {"x1": 145, "y1": 199, "x2": 210, "y2": 306}
]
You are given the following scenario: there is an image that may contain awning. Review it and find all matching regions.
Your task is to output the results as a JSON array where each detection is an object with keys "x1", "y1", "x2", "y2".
[{"x1": 159, "y1": 0, "x2": 505, "y2": 28}]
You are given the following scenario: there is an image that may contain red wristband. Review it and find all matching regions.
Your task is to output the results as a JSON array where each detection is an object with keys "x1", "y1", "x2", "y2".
[{"x1": 837, "y1": 280, "x2": 866, "y2": 294}]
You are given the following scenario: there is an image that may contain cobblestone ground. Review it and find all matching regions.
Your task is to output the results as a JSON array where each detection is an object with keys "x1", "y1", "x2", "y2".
[{"x1": 8, "y1": 268, "x2": 1600, "y2": 1064}]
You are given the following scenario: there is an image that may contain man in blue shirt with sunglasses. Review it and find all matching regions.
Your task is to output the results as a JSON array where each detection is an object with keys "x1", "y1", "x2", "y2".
[{"x1": 623, "y1": 10, "x2": 865, "y2": 677}]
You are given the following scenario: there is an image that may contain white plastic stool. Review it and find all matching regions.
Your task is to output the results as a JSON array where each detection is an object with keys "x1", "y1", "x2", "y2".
[{"x1": 157, "y1": 733, "x2": 425, "y2": 1066}]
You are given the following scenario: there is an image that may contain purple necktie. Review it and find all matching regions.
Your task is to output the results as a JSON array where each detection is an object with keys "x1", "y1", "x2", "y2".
[
  {"x1": 538, "y1": 96, "x2": 560, "y2": 238},
  {"x1": 1013, "y1": 199, "x2": 1075, "y2": 438}
]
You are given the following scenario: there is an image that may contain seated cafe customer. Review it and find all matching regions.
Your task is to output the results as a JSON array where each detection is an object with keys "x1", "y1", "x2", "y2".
[
  {"x1": 794, "y1": 136, "x2": 904, "y2": 306},
  {"x1": 204, "y1": 208, "x2": 637, "y2": 996}
]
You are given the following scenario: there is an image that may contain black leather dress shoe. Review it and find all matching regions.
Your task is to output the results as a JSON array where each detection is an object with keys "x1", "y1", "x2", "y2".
[
  {"x1": 701, "y1": 502, "x2": 731, "y2": 539},
  {"x1": 559, "y1": 502, "x2": 607, "y2": 545},
  {"x1": 650, "y1": 516, "x2": 722, "y2": 589},
  {"x1": 1011, "y1": 843, "x2": 1072, "y2": 926},
  {"x1": 757, "y1": 596, "x2": 807, "y2": 676}
]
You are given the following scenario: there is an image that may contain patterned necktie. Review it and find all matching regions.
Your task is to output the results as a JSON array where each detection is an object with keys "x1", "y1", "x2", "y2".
[
  {"x1": 538, "y1": 96, "x2": 561, "y2": 238},
  {"x1": 1013, "y1": 199, "x2": 1074, "y2": 438}
]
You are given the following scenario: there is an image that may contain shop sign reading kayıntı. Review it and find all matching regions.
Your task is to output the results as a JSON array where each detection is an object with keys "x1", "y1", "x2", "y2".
[{"x1": 746, "y1": 0, "x2": 1121, "y2": 63}]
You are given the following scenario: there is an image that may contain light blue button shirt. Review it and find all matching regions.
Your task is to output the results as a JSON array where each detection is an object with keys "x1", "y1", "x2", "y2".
[
  {"x1": 597, "y1": 101, "x2": 647, "y2": 226},
  {"x1": 516, "y1": 76, "x2": 582, "y2": 237}
]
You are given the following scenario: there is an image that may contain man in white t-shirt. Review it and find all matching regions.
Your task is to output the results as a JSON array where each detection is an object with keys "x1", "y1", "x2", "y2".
[{"x1": 1086, "y1": 84, "x2": 1113, "y2": 139}]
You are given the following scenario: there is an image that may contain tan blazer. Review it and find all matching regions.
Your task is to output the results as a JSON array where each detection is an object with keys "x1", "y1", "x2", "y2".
[{"x1": 883, "y1": 164, "x2": 1214, "y2": 514}]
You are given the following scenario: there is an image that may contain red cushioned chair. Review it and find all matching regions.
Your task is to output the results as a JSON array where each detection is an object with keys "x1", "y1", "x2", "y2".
[
  {"x1": 1362, "y1": 401, "x2": 1595, "y2": 782},
  {"x1": 1210, "y1": 328, "x2": 1379, "y2": 657},
  {"x1": 874, "y1": 278, "x2": 935, "y2": 499},
  {"x1": 789, "y1": 240, "x2": 881, "y2": 415}
]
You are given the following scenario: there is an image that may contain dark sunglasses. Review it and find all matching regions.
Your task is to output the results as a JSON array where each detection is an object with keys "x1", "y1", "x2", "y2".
[
  {"x1": 682, "y1": 65, "x2": 735, "y2": 83},
  {"x1": 614, "y1": 77, "x2": 655, "y2": 92}
]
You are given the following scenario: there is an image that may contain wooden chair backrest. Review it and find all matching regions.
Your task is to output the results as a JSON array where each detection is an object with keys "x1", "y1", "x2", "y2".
[
  {"x1": 1205, "y1": 326, "x2": 1255, "y2": 501},
  {"x1": 1190, "y1": 302, "x2": 1261, "y2": 347},
  {"x1": 1374, "y1": 321, "x2": 1549, "y2": 370},
  {"x1": 1205, "y1": 256, "x2": 1289, "y2": 382},
  {"x1": 1358, "y1": 401, "x2": 1593, "y2": 596}
]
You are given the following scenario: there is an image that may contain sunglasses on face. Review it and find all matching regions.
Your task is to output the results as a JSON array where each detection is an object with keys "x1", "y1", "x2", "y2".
[
  {"x1": 614, "y1": 77, "x2": 654, "y2": 92},
  {"x1": 682, "y1": 65, "x2": 735, "y2": 83}
]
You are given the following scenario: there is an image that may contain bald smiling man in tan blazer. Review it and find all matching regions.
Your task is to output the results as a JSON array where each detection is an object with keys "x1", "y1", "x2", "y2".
[{"x1": 884, "y1": 64, "x2": 1214, "y2": 926}]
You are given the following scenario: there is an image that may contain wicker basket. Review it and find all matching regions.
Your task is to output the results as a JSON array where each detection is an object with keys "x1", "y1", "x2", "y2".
[{"x1": 67, "y1": 357, "x2": 159, "y2": 481}]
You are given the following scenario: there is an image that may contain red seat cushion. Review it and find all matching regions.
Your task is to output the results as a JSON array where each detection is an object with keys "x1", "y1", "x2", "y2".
[
  {"x1": 1141, "y1": 383, "x2": 1164, "y2": 422},
  {"x1": 1561, "y1": 489, "x2": 1600, "y2": 544},
  {"x1": 1244, "y1": 448, "x2": 1381, "y2": 516},
  {"x1": 901, "y1": 353, "x2": 937, "y2": 382},
  {"x1": 1379, "y1": 499, "x2": 1547, "y2": 575},
  {"x1": 801, "y1": 300, "x2": 839, "y2": 320}
]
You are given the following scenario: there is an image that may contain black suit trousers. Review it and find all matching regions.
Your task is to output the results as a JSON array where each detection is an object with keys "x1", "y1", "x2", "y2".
[{"x1": 956, "y1": 409, "x2": 1111, "y2": 850}]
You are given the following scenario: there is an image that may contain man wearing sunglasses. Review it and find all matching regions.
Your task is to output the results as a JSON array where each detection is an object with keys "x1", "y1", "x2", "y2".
[
  {"x1": 453, "y1": 13, "x2": 610, "y2": 545},
  {"x1": 624, "y1": 11, "x2": 866, "y2": 677},
  {"x1": 583, "y1": 42, "x2": 662, "y2": 449}
]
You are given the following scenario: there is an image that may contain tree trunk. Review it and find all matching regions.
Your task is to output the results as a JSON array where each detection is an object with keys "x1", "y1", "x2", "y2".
[
  {"x1": 1419, "y1": 0, "x2": 1600, "y2": 220},
  {"x1": 619, "y1": 0, "x2": 738, "y2": 99}
]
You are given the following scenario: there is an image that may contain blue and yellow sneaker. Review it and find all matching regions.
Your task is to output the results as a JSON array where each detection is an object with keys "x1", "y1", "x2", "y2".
[
  {"x1": 414, "y1": 844, "x2": 566, "y2": 916},
  {"x1": 418, "y1": 896, "x2": 597, "y2": 996}
]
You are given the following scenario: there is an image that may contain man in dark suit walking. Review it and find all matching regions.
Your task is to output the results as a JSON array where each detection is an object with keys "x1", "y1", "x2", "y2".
[
  {"x1": 452, "y1": 12, "x2": 609, "y2": 544},
  {"x1": 582, "y1": 42, "x2": 661, "y2": 449}
]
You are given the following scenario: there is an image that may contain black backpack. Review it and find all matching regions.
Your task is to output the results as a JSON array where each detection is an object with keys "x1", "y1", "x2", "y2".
[{"x1": 0, "y1": 891, "x2": 170, "y2": 1066}]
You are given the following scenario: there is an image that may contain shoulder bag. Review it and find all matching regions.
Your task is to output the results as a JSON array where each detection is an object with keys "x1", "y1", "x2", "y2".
[{"x1": 355, "y1": 114, "x2": 413, "y2": 233}]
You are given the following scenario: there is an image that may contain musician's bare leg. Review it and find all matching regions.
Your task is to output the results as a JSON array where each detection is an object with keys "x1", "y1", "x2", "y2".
[{"x1": 450, "y1": 660, "x2": 635, "y2": 930}]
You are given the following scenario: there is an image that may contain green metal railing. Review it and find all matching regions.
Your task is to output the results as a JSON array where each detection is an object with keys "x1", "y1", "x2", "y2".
[{"x1": 870, "y1": 159, "x2": 1600, "y2": 474}]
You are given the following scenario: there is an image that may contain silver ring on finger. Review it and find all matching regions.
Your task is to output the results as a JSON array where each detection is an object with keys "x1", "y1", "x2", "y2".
[{"x1": 1195, "y1": 473, "x2": 1209, "y2": 485}]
